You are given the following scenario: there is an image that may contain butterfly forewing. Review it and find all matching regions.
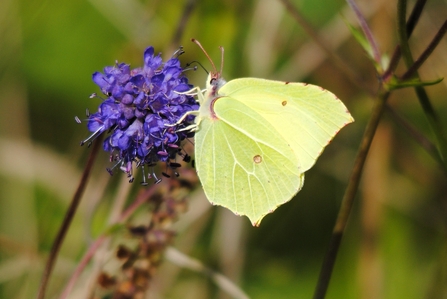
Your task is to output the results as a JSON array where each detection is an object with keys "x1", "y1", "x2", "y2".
[{"x1": 218, "y1": 78, "x2": 354, "y2": 173}]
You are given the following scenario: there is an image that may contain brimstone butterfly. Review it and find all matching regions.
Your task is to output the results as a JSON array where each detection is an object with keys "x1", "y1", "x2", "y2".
[{"x1": 183, "y1": 39, "x2": 354, "y2": 226}]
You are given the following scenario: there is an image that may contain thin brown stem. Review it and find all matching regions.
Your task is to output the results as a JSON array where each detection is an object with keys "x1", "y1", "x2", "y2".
[
  {"x1": 401, "y1": 19, "x2": 447, "y2": 80},
  {"x1": 36, "y1": 137, "x2": 102, "y2": 299},
  {"x1": 313, "y1": 91, "x2": 390, "y2": 299},
  {"x1": 170, "y1": 0, "x2": 197, "y2": 52},
  {"x1": 406, "y1": 0, "x2": 427, "y2": 36}
]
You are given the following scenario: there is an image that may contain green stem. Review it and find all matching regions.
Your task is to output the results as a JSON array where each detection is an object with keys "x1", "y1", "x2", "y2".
[
  {"x1": 413, "y1": 87, "x2": 447, "y2": 163},
  {"x1": 313, "y1": 91, "x2": 390, "y2": 299},
  {"x1": 397, "y1": 0, "x2": 447, "y2": 164},
  {"x1": 382, "y1": 0, "x2": 426, "y2": 81}
]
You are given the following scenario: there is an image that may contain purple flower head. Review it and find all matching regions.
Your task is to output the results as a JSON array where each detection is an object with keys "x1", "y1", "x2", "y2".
[{"x1": 80, "y1": 46, "x2": 198, "y2": 184}]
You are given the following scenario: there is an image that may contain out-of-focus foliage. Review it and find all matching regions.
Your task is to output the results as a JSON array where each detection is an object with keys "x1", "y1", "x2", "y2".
[{"x1": 0, "y1": 0, "x2": 446, "y2": 298}]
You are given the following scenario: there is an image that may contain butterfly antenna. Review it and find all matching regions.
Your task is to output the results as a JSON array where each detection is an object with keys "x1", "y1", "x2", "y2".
[
  {"x1": 191, "y1": 38, "x2": 217, "y2": 74},
  {"x1": 186, "y1": 60, "x2": 208, "y2": 74}
]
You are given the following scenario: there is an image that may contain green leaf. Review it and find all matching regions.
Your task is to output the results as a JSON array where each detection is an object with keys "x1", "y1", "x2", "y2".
[
  {"x1": 386, "y1": 77, "x2": 444, "y2": 90},
  {"x1": 342, "y1": 16, "x2": 388, "y2": 72}
]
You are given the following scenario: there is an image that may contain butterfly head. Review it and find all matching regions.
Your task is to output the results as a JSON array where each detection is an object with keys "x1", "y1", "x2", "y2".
[
  {"x1": 192, "y1": 38, "x2": 226, "y2": 96},
  {"x1": 206, "y1": 70, "x2": 226, "y2": 97}
]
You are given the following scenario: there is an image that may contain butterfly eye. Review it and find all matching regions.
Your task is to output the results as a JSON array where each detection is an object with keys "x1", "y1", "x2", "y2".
[{"x1": 210, "y1": 78, "x2": 216, "y2": 85}]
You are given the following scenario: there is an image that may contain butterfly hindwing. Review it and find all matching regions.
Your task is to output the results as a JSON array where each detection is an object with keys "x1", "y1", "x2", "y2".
[{"x1": 195, "y1": 96, "x2": 304, "y2": 225}]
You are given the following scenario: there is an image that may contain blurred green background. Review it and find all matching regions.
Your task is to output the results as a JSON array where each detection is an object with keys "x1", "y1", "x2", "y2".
[{"x1": 1, "y1": 0, "x2": 447, "y2": 298}]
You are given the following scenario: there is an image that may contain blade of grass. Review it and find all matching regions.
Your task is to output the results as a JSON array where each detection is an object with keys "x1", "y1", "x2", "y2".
[{"x1": 346, "y1": 0, "x2": 381, "y2": 67}]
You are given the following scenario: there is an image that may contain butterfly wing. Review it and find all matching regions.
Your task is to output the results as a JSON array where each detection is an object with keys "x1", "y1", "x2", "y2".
[
  {"x1": 218, "y1": 78, "x2": 354, "y2": 172},
  {"x1": 194, "y1": 77, "x2": 353, "y2": 225},
  {"x1": 194, "y1": 97, "x2": 304, "y2": 226}
]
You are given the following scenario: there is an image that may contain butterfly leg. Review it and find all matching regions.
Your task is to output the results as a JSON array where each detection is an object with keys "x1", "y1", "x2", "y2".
[
  {"x1": 166, "y1": 85, "x2": 209, "y2": 133},
  {"x1": 175, "y1": 86, "x2": 205, "y2": 99},
  {"x1": 165, "y1": 110, "x2": 200, "y2": 133},
  {"x1": 175, "y1": 122, "x2": 199, "y2": 133},
  {"x1": 168, "y1": 83, "x2": 208, "y2": 125}
]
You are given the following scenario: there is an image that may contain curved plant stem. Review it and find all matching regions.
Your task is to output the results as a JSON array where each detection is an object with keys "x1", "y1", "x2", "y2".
[
  {"x1": 346, "y1": 0, "x2": 381, "y2": 65},
  {"x1": 313, "y1": 91, "x2": 390, "y2": 299},
  {"x1": 401, "y1": 20, "x2": 447, "y2": 80},
  {"x1": 36, "y1": 137, "x2": 102, "y2": 299},
  {"x1": 397, "y1": 0, "x2": 447, "y2": 166},
  {"x1": 58, "y1": 183, "x2": 158, "y2": 299},
  {"x1": 385, "y1": 105, "x2": 446, "y2": 173},
  {"x1": 170, "y1": 0, "x2": 197, "y2": 51},
  {"x1": 165, "y1": 247, "x2": 250, "y2": 299},
  {"x1": 59, "y1": 235, "x2": 106, "y2": 299},
  {"x1": 278, "y1": 0, "x2": 371, "y2": 93}
]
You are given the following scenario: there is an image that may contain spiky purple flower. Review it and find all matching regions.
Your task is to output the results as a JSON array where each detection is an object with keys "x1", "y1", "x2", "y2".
[{"x1": 80, "y1": 47, "x2": 198, "y2": 184}]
